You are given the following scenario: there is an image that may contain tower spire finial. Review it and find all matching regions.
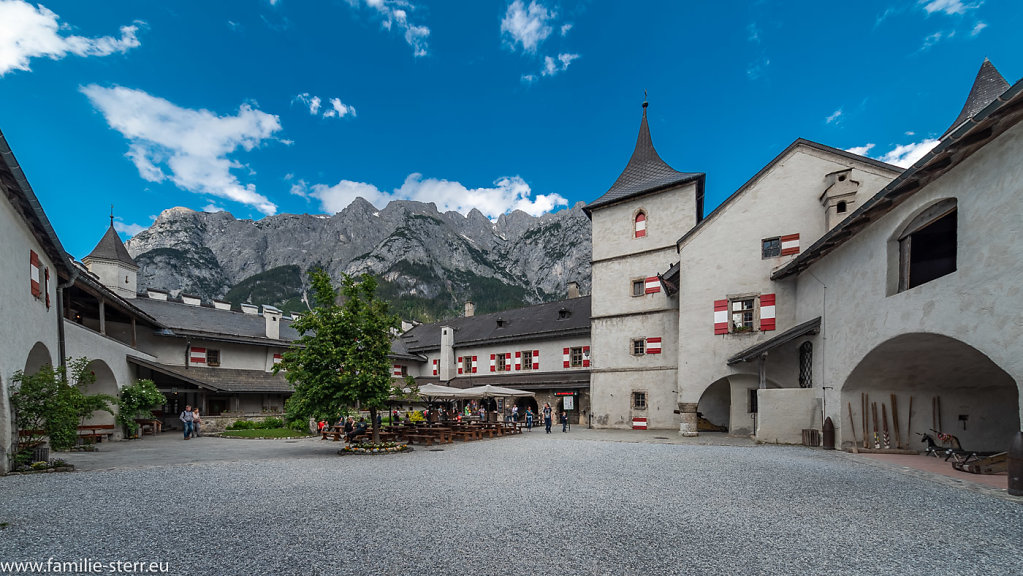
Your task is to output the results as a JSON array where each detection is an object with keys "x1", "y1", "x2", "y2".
[
  {"x1": 642, "y1": 89, "x2": 648, "y2": 109},
  {"x1": 110, "y1": 204, "x2": 114, "y2": 228}
]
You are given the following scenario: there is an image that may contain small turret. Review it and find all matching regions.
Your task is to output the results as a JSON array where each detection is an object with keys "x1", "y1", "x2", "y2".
[{"x1": 83, "y1": 215, "x2": 139, "y2": 299}]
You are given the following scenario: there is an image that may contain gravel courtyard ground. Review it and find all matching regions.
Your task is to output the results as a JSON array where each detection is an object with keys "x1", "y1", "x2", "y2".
[{"x1": 1, "y1": 431, "x2": 1021, "y2": 576}]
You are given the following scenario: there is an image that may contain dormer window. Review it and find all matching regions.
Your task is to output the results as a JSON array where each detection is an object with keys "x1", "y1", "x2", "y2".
[
  {"x1": 558, "y1": 308, "x2": 570, "y2": 320},
  {"x1": 837, "y1": 201, "x2": 847, "y2": 214},
  {"x1": 634, "y1": 212, "x2": 647, "y2": 238},
  {"x1": 496, "y1": 317, "x2": 505, "y2": 328}
]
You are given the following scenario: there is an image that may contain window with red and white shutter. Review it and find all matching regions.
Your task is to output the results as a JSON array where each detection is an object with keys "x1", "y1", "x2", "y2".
[
  {"x1": 760, "y1": 294, "x2": 776, "y2": 331},
  {"x1": 392, "y1": 365, "x2": 403, "y2": 377},
  {"x1": 780, "y1": 234, "x2": 800, "y2": 256},
  {"x1": 713, "y1": 300, "x2": 728, "y2": 335},
  {"x1": 635, "y1": 212, "x2": 647, "y2": 238},
  {"x1": 644, "y1": 277, "x2": 661, "y2": 294},
  {"x1": 432, "y1": 359, "x2": 438, "y2": 376},
  {"x1": 583, "y1": 346, "x2": 590, "y2": 367},
  {"x1": 458, "y1": 356, "x2": 463, "y2": 375},
  {"x1": 189, "y1": 347, "x2": 207, "y2": 364},
  {"x1": 490, "y1": 354, "x2": 496, "y2": 372},
  {"x1": 533, "y1": 350, "x2": 539, "y2": 370},
  {"x1": 563, "y1": 348, "x2": 571, "y2": 368},
  {"x1": 514, "y1": 352, "x2": 521, "y2": 371},
  {"x1": 29, "y1": 250, "x2": 41, "y2": 298},
  {"x1": 646, "y1": 338, "x2": 662, "y2": 354},
  {"x1": 472, "y1": 356, "x2": 478, "y2": 373}
]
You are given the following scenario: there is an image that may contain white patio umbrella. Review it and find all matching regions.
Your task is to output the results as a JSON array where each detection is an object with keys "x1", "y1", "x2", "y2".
[{"x1": 450, "y1": 384, "x2": 534, "y2": 398}]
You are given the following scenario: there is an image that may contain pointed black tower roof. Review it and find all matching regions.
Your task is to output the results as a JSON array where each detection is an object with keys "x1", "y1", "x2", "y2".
[
  {"x1": 941, "y1": 59, "x2": 1010, "y2": 139},
  {"x1": 584, "y1": 101, "x2": 704, "y2": 215},
  {"x1": 85, "y1": 217, "x2": 138, "y2": 269}
]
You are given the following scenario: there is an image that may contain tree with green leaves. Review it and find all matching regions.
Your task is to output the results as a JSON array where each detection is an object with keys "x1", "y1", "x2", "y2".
[
  {"x1": 277, "y1": 270, "x2": 400, "y2": 444},
  {"x1": 116, "y1": 379, "x2": 166, "y2": 438},
  {"x1": 10, "y1": 358, "x2": 116, "y2": 452}
]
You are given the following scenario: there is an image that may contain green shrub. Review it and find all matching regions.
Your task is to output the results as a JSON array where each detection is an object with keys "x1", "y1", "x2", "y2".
[
  {"x1": 228, "y1": 420, "x2": 255, "y2": 430},
  {"x1": 259, "y1": 417, "x2": 284, "y2": 429}
]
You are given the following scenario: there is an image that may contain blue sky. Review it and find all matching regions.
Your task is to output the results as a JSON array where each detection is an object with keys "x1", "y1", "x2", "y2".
[{"x1": 1, "y1": 0, "x2": 1020, "y2": 259}]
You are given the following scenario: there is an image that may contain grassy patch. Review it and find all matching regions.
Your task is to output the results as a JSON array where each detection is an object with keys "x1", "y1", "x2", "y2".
[{"x1": 221, "y1": 428, "x2": 312, "y2": 438}]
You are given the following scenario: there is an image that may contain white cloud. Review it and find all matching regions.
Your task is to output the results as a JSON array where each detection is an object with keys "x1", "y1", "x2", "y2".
[
  {"x1": 0, "y1": 0, "x2": 142, "y2": 76},
  {"x1": 560, "y1": 23, "x2": 573, "y2": 36},
  {"x1": 919, "y1": 0, "x2": 982, "y2": 16},
  {"x1": 202, "y1": 203, "x2": 227, "y2": 213},
  {"x1": 825, "y1": 109, "x2": 843, "y2": 124},
  {"x1": 501, "y1": 0, "x2": 554, "y2": 53},
  {"x1": 541, "y1": 53, "x2": 579, "y2": 77},
  {"x1": 294, "y1": 93, "x2": 356, "y2": 119},
  {"x1": 293, "y1": 173, "x2": 568, "y2": 218},
  {"x1": 520, "y1": 74, "x2": 536, "y2": 84},
  {"x1": 323, "y1": 97, "x2": 356, "y2": 118},
  {"x1": 113, "y1": 221, "x2": 147, "y2": 237},
  {"x1": 845, "y1": 144, "x2": 876, "y2": 157},
  {"x1": 878, "y1": 138, "x2": 940, "y2": 167},
  {"x1": 348, "y1": 0, "x2": 430, "y2": 57},
  {"x1": 845, "y1": 138, "x2": 940, "y2": 168},
  {"x1": 971, "y1": 21, "x2": 987, "y2": 36},
  {"x1": 81, "y1": 85, "x2": 283, "y2": 216},
  {"x1": 919, "y1": 30, "x2": 954, "y2": 51}
]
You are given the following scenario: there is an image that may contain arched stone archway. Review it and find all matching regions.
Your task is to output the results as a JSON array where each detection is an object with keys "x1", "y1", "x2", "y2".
[
  {"x1": 689, "y1": 373, "x2": 785, "y2": 436},
  {"x1": 82, "y1": 360, "x2": 118, "y2": 428},
  {"x1": 697, "y1": 378, "x2": 730, "y2": 432},
  {"x1": 841, "y1": 332, "x2": 1018, "y2": 452},
  {"x1": 24, "y1": 342, "x2": 52, "y2": 375}
]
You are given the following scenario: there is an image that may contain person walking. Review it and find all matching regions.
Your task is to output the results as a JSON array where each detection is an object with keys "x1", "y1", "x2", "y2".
[
  {"x1": 179, "y1": 405, "x2": 194, "y2": 440},
  {"x1": 560, "y1": 410, "x2": 568, "y2": 433},
  {"x1": 525, "y1": 407, "x2": 534, "y2": 431},
  {"x1": 543, "y1": 403, "x2": 552, "y2": 434},
  {"x1": 192, "y1": 407, "x2": 202, "y2": 438}
]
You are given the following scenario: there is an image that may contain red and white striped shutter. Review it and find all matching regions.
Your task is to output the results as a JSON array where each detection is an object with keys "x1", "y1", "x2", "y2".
[
  {"x1": 646, "y1": 337, "x2": 662, "y2": 354},
  {"x1": 632, "y1": 417, "x2": 647, "y2": 430},
  {"x1": 760, "y1": 294, "x2": 776, "y2": 331},
  {"x1": 714, "y1": 300, "x2": 728, "y2": 335},
  {"x1": 514, "y1": 351, "x2": 521, "y2": 371},
  {"x1": 432, "y1": 359, "x2": 438, "y2": 376},
  {"x1": 780, "y1": 234, "x2": 800, "y2": 256},
  {"x1": 44, "y1": 267, "x2": 50, "y2": 308},
  {"x1": 189, "y1": 347, "x2": 207, "y2": 364},
  {"x1": 29, "y1": 250, "x2": 41, "y2": 298},
  {"x1": 392, "y1": 365, "x2": 403, "y2": 377},
  {"x1": 644, "y1": 276, "x2": 661, "y2": 294},
  {"x1": 635, "y1": 213, "x2": 646, "y2": 238},
  {"x1": 490, "y1": 354, "x2": 496, "y2": 372},
  {"x1": 582, "y1": 346, "x2": 590, "y2": 367},
  {"x1": 563, "y1": 347, "x2": 570, "y2": 368},
  {"x1": 533, "y1": 350, "x2": 539, "y2": 370},
  {"x1": 458, "y1": 356, "x2": 463, "y2": 375},
  {"x1": 505, "y1": 352, "x2": 511, "y2": 371},
  {"x1": 472, "y1": 356, "x2": 478, "y2": 373},
  {"x1": 273, "y1": 353, "x2": 282, "y2": 365}
]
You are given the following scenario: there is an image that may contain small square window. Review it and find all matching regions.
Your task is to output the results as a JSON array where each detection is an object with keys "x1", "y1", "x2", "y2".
[
  {"x1": 570, "y1": 347, "x2": 583, "y2": 367},
  {"x1": 521, "y1": 350, "x2": 533, "y2": 370},
  {"x1": 206, "y1": 349, "x2": 221, "y2": 367},
  {"x1": 731, "y1": 299, "x2": 755, "y2": 332},
  {"x1": 633, "y1": 391, "x2": 647, "y2": 410},
  {"x1": 497, "y1": 353, "x2": 509, "y2": 372},
  {"x1": 762, "y1": 237, "x2": 781, "y2": 258},
  {"x1": 631, "y1": 339, "x2": 646, "y2": 355},
  {"x1": 632, "y1": 280, "x2": 645, "y2": 297},
  {"x1": 462, "y1": 357, "x2": 472, "y2": 373}
]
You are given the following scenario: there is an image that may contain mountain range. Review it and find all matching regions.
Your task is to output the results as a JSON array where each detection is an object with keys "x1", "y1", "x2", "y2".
[{"x1": 125, "y1": 198, "x2": 593, "y2": 321}]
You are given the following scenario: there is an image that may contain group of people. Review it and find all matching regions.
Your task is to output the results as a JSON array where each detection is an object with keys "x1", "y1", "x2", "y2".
[
  {"x1": 318, "y1": 416, "x2": 369, "y2": 442},
  {"x1": 538, "y1": 402, "x2": 569, "y2": 434},
  {"x1": 178, "y1": 405, "x2": 202, "y2": 439}
]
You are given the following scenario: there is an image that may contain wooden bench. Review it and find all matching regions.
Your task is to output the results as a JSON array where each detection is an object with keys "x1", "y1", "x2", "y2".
[
  {"x1": 451, "y1": 429, "x2": 480, "y2": 441},
  {"x1": 405, "y1": 434, "x2": 434, "y2": 447},
  {"x1": 321, "y1": 428, "x2": 344, "y2": 442},
  {"x1": 78, "y1": 424, "x2": 115, "y2": 443}
]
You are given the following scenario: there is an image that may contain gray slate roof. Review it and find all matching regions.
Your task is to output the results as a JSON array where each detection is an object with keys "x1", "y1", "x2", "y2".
[
  {"x1": 133, "y1": 296, "x2": 300, "y2": 344},
  {"x1": 85, "y1": 224, "x2": 138, "y2": 268},
  {"x1": 129, "y1": 357, "x2": 291, "y2": 392},
  {"x1": 584, "y1": 103, "x2": 704, "y2": 214},
  {"x1": 400, "y1": 296, "x2": 591, "y2": 353},
  {"x1": 941, "y1": 59, "x2": 1010, "y2": 139}
]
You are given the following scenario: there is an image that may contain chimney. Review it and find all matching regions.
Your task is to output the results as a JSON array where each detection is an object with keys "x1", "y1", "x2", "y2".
[
  {"x1": 439, "y1": 326, "x2": 454, "y2": 381},
  {"x1": 567, "y1": 282, "x2": 580, "y2": 299},
  {"x1": 240, "y1": 303, "x2": 259, "y2": 315},
  {"x1": 464, "y1": 301, "x2": 475, "y2": 317},
  {"x1": 262, "y1": 305, "x2": 283, "y2": 339},
  {"x1": 181, "y1": 294, "x2": 201, "y2": 306},
  {"x1": 213, "y1": 299, "x2": 232, "y2": 311}
]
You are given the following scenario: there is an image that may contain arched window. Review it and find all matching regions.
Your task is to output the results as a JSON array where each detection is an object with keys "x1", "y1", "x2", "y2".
[
  {"x1": 634, "y1": 212, "x2": 647, "y2": 238},
  {"x1": 898, "y1": 199, "x2": 957, "y2": 292},
  {"x1": 836, "y1": 201, "x2": 847, "y2": 214}
]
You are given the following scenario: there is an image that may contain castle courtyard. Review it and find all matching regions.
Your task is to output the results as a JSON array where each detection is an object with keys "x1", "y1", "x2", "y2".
[{"x1": 1, "y1": 433, "x2": 1020, "y2": 575}]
